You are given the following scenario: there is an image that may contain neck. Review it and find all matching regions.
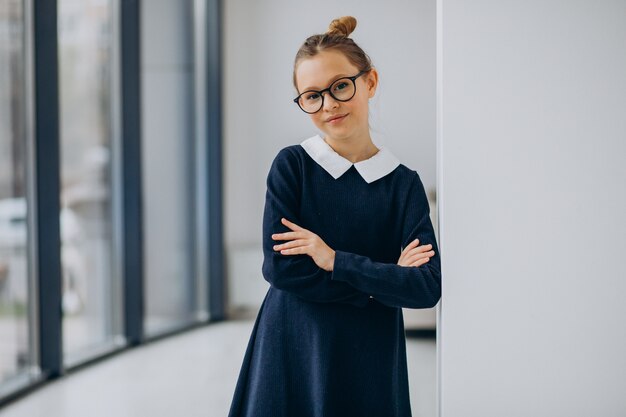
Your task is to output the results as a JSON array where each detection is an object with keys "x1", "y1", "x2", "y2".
[{"x1": 323, "y1": 131, "x2": 380, "y2": 163}]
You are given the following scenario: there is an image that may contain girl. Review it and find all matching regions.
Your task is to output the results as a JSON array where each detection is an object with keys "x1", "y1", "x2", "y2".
[{"x1": 228, "y1": 15, "x2": 441, "y2": 417}]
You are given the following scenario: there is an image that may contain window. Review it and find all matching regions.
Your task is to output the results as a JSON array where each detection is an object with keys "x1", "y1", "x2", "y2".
[
  {"x1": 0, "y1": 0, "x2": 38, "y2": 396},
  {"x1": 58, "y1": 0, "x2": 124, "y2": 365},
  {"x1": 140, "y1": 0, "x2": 201, "y2": 336}
]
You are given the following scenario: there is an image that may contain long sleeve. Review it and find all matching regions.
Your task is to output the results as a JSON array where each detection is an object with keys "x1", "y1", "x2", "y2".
[
  {"x1": 330, "y1": 173, "x2": 442, "y2": 309},
  {"x1": 261, "y1": 148, "x2": 371, "y2": 308}
]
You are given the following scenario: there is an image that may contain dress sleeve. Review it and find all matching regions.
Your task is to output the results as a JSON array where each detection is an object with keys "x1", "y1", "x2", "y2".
[
  {"x1": 330, "y1": 173, "x2": 442, "y2": 309},
  {"x1": 261, "y1": 148, "x2": 371, "y2": 308}
]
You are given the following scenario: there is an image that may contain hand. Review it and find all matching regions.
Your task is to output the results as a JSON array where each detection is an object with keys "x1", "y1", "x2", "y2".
[
  {"x1": 398, "y1": 238, "x2": 435, "y2": 268},
  {"x1": 271, "y1": 217, "x2": 336, "y2": 271}
]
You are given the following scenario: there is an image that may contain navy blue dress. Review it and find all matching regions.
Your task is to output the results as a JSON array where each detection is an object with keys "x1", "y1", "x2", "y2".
[{"x1": 228, "y1": 135, "x2": 441, "y2": 417}]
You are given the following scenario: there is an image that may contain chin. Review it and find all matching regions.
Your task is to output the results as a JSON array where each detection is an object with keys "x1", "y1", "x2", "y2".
[{"x1": 327, "y1": 129, "x2": 355, "y2": 140}]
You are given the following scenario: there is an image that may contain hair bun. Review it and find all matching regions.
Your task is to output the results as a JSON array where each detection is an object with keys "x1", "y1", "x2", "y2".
[{"x1": 326, "y1": 16, "x2": 357, "y2": 37}]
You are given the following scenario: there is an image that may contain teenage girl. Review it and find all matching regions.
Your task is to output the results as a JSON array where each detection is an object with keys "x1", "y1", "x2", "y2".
[{"x1": 228, "y1": 15, "x2": 441, "y2": 417}]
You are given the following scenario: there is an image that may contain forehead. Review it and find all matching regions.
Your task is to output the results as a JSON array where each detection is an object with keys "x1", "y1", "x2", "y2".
[{"x1": 296, "y1": 50, "x2": 359, "y2": 92}]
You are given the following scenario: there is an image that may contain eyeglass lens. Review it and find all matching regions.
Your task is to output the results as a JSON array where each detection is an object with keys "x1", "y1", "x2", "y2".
[{"x1": 298, "y1": 78, "x2": 356, "y2": 113}]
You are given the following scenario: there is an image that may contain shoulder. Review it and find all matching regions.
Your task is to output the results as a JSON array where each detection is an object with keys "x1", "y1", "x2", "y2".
[
  {"x1": 266, "y1": 144, "x2": 308, "y2": 189},
  {"x1": 394, "y1": 166, "x2": 432, "y2": 221},
  {"x1": 269, "y1": 140, "x2": 317, "y2": 173},
  {"x1": 392, "y1": 163, "x2": 423, "y2": 189},
  {"x1": 391, "y1": 164, "x2": 430, "y2": 211},
  {"x1": 268, "y1": 145, "x2": 303, "y2": 175},
  {"x1": 272, "y1": 144, "x2": 302, "y2": 164}
]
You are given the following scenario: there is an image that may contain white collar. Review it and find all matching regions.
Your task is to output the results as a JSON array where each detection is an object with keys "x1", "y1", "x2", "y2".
[{"x1": 300, "y1": 134, "x2": 401, "y2": 183}]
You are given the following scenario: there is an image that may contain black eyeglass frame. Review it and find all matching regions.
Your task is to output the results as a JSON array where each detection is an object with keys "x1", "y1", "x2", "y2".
[{"x1": 293, "y1": 69, "x2": 369, "y2": 114}]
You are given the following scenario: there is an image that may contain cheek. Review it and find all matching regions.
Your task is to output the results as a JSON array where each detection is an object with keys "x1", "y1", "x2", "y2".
[
  {"x1": 349, "y1": 98, "x2": 369, "y2": 118},
  {"x1": 309, "y1": 114, "x2": 324, "y2": 126}
]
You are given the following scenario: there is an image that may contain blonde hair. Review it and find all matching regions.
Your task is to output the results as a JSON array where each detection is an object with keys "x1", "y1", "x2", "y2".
[{"x1": 293, "y1": 16, "x2": 373, "y2": 91}]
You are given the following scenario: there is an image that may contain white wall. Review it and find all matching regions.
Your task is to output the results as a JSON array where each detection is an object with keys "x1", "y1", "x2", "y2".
[
  {"x1": 224, "y1": 0, "x2": 437, "y2": 312},
  {"x1": 437, "y1": 1, "x2": 626, "y2": 415}
]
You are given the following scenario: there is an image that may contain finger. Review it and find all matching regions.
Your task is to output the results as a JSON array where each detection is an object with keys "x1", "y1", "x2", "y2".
[
  {"x1": 281, "y1": 217, "x2": 305, "y2": 231},
  {"x1": 406, "y1": 250, "x2": 434, "y2": 265},
  {"x1": 402, "y1": 238, "x2": 420, "y2": 253},
  {"x1": 407, "y1": 250, "x2": 435, "y2": 264},
  {"x1": 271, "y1": 231, "x2": 304, "y2": 240},
  {"x1": 407, "y1": 244, "x2": 434, "y2": 256},
  {"x1": 416, "y1": 249, "x2": 435, "y2": 258},
  {"x1": 273, "y1": 239, "x2": 306, "y2": 251},
  {"x1": 409, "y1": 257, "x2": 430, "y2": 267},
  {"x1": 399, "y1": 239, "x2": 419, "y2": 264},
  {"x1": 277, "y1": 243, "x2": 308, "y2": 255}
]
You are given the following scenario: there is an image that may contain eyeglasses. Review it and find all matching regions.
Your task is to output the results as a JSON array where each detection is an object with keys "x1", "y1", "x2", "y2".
[{"x1": 293, "y1": 70, "x2": 369, "y2": 114}]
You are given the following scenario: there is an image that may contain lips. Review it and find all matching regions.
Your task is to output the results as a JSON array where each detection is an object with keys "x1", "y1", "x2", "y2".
[{"x1": 326, "y1": 113, "x2": 348, "y2": 123}]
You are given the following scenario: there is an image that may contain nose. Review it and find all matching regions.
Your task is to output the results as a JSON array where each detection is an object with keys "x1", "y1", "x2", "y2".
[{"x1": 321, "y1": 91, "x2": 339, "y2": 110}]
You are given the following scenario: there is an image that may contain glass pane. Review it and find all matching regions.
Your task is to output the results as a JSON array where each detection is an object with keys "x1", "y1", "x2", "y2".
[
  {"x1": 58, "y1": 0, "x2": 122, "y2": 363},
  {"x1": 141, "y1": 0, "x2": 197, "y2": 335},
  {"x1": 0, "y1": 0, "x2": 35, "y2": 393}
]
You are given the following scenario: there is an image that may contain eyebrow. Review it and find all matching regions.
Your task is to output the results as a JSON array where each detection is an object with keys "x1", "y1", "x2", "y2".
[{"x1": 301, "y1": 73, "x2": 352, "y2": 92}]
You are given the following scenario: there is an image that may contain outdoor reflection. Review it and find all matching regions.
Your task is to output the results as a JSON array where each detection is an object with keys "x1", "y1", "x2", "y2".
[
  {"x1": 0, "y1": 0, "x2": 30, "y2": 389},
  {"x1": 58, "y1": 0, "x2": 120, "y2": 361}
]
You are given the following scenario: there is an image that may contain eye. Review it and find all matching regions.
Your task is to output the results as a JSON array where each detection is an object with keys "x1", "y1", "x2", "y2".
[
  {"x1": 333, "y1": 81, "x2": 349, "y2": 91},
  {"x1": 305, "y1": 92, "x2": 320, "y2": 101}
]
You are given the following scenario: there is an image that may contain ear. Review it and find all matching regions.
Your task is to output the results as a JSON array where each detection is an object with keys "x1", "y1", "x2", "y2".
[{"x1": 366, "y1": 68, "x2": 379, "y2": 98}]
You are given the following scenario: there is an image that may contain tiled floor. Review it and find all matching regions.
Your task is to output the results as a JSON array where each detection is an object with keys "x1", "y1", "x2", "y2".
[{"x1": 0, "y1": 320, "x2": 436, "y2": 417}]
